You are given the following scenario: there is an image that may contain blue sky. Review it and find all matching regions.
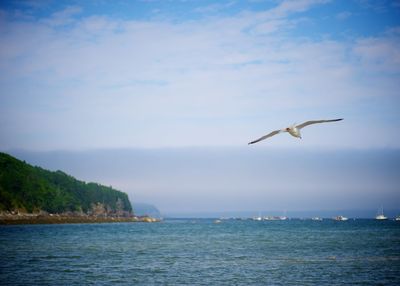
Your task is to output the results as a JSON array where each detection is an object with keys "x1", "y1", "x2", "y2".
[
  {"x1": 1, "y1": 0, "x2": 399, "y2": 150},
  {"x1": 1, "y1": 1, "x2": 400, "y2": 215}
]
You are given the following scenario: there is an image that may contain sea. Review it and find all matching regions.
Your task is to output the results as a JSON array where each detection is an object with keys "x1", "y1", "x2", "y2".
[{"x1": 1, "y1": 219, "x2": 399, "y2": 285}]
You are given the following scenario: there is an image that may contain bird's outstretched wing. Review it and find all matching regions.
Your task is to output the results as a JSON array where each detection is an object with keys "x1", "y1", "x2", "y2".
[
  {"x1": 248, "y1": 130, "x2": 282, "y2": 145},
  {"x1": 296, "y1": 118, "x2": 343, "y2": 130}
]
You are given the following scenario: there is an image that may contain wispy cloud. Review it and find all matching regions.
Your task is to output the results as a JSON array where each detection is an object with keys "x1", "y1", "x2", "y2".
[
  {"x1": 336, "y1": 11, "x2": 352, "y2": 20},
  {"x1": 356, "y1": 0, "x2": 390, "y2": 12},
  {"x1": 353, "y1": 29, "x2": 400, "y2": 76},
  {"x1": 266, "y1": 0, "x2": 330, "y2": 17},
  {"x1": 41, "y1": 5, "x2": 82, "y2": 27},
  {"x1": 0, "y1": 1, "x2": 399, "y2": 150},
  {"x1": 194, "y1": 1, "x2": 237, "y2": 14},
  {"x1": 10, "y1": 0, "x2": 52, "y2": 9}
]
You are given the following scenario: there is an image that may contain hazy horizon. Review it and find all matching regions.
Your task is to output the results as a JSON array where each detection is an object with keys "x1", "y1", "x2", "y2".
[{"x1": 6, "y1": 147, "x2": 399, "y2": 217}]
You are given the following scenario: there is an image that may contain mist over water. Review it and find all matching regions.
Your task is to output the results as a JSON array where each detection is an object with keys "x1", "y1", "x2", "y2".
[{"x1": 9, "y1": 148, "x2": 400, "y2": 217}]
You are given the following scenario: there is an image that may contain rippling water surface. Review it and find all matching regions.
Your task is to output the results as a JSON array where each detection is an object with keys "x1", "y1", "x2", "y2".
[{"x1": 1, "y1": 219, "x2": 400, "y2": 285}]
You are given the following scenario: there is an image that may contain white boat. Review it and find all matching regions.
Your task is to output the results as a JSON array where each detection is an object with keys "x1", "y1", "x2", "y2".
[
  {"x1": 263, "y1": 216, "x2": 283, "y2": 221},
  {"x1": 375, "y1": 207, "x2": 388, "y2": 220},
  {"x1": 311, "y1": 217, "x2": 323, "y2": 221},
  {"x1": 395, "y1": 216, "x2": 400, "y2": 221},
  {"x1": 279, "y1": 210, "x2": 288, "y2": 220},
  {"x1": 375, "y1": 214, "x2": 388, "y2": 220},
  {"x1": 334, "y1": 215, "x2": 348, "y2": 221},
  {"x1": 253, "y1": 216, "x2": 262, "y2": 221},
  {"x1": 260, "y1": 210, "x2": 288, "y2": 221}
]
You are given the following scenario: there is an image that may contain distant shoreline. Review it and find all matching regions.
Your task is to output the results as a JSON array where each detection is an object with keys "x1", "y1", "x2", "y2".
[{"x1": 0, "y1": 214, "x2": 160, "y2": 225}]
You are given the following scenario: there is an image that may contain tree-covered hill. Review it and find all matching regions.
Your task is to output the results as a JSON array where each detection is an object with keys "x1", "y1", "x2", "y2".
[{"x1": 0, "y1": 152, "x2": 132, "y2": 215}]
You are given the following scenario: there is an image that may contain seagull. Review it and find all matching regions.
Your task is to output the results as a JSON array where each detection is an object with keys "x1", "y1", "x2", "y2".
[{"x1": 248, "y1": 118, "x2": 343, "y2": 145}]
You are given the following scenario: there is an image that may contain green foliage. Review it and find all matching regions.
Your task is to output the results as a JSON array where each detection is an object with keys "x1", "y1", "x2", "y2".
[{"x1": 0, "y1": 152, "x2": 133, "y2": 214}]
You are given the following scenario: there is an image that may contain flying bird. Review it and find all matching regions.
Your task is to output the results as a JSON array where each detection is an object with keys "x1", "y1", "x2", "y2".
[{"x1": 248, "y1": 118, "x2": 343, "y2": 145}]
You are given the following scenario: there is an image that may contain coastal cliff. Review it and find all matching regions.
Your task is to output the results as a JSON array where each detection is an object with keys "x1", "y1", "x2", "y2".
[{"x1": 0, "y1": 152, "x2": 147, "y2": 223}]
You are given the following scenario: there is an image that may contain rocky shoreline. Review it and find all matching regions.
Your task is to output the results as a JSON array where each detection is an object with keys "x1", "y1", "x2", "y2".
[{"x1": 0, "y1": 212, "x2": 160, "y2": 225}]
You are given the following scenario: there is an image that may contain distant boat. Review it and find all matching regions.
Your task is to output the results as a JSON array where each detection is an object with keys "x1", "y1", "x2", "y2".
[
  {"x1": 375, "y1": 214, "x2": 388, "y2": 220},
  {"x1": 279, "y1": 210, "x2": 288, "y2": 220},
  {"x1": 395, "y1": 216, "x2": 400, "y2": 221},
  {"x1": 334, "y1": 215, "x2": 348, "y2": 221},
  {"x1": 263, "y1": 216, "x2": 284, "y2": 221},
  {"x1": 253, "y1": 216, "x2": 262, "y2": 221},
  {"x1": 263, "y1": 210, "x2": 288, "y2": 221},
  {"x1": 375, "y1": 207, "x2": 388, "y2": 220},
  {"x1": 311, "y1": 217, "x2": 323, "y2": 221},
  {"x1": 213, "y1": 219, "x2": 222, "y2": 224},
  {"x1": 263, "y1": 216, "x2": 274, "y2": 221}
]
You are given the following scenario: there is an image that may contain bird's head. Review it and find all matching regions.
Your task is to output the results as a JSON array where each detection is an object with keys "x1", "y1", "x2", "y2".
[{"x1": 286, "y1": 123, "x2": 296, "y2": 131}]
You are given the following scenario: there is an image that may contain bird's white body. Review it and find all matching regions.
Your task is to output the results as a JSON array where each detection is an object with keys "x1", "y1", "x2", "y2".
[
  {"x1": 286, "y1": 126, "x2": 301, "y2": 138},
  {"x1": 248, "y1": 118, "x2": 343, "y2": 145}
]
